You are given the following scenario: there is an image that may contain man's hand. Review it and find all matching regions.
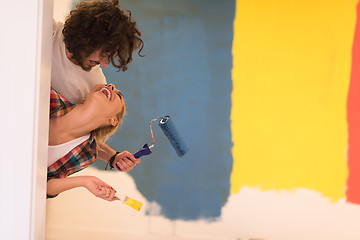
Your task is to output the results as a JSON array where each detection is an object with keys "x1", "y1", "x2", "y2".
[
  {"x1": 83, "y1": 176, "x2": 118, "y2": 201},
  {"x1": 112, "y1": 151, "x2": 141, "y2": 172}
]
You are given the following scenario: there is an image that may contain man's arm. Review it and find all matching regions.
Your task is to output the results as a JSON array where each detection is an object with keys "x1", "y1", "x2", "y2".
[
  {"x1": 97, "y1": 142, "x2": 141, "y2": 172},
  {"x1": 47, "y1": 176, "x2": 118, "y2": 201}
]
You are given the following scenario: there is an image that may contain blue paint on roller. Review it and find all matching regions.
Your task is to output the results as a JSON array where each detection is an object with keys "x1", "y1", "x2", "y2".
[
  {"x1": 159, "y1": 116, "x2": 189, "y2": 157},
  {"x1": 131, "y1": 116, "x2": 188, "y2": 159}
]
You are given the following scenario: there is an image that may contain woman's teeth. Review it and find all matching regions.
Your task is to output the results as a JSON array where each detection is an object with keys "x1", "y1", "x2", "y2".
[{"x1": 100, "y1": 87, "x2": 111, "y2": 100}]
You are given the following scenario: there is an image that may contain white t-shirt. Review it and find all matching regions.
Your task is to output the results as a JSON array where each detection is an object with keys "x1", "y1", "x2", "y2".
[
  {"x1": 51, "y1": 20, "x2": 107, "y2": 104},
  {"x1": 48, "y1": 134, "x2": 91, "y2": 167}
]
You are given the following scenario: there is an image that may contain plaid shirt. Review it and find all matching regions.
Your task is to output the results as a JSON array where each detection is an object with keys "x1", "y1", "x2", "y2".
[{"x1": 47, "y1": 89, "x2": 97, "y2": 181}]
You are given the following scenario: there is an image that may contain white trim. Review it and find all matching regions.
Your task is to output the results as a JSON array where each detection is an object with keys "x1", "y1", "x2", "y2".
[
  {"x1": 31, "y1": 0, "x2": 53, "y2": 240},
  {"x1": 0, "y1": 0, "x2": 52, "y2": 239}
]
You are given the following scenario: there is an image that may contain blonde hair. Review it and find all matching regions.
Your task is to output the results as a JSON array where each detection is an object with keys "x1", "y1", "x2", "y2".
[{"x1": 94, "y1": 94, "x2": 126, "y2": 144}]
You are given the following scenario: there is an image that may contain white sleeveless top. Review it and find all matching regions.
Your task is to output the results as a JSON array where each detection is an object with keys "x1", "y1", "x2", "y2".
[{"x1": 48, "y1": 134, "x2": 91, "y2": 167}]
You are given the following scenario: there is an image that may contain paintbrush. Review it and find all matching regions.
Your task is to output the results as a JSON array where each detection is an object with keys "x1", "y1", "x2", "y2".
[{"x1": 115, "y1": 193, "x2": 143, "y2": 212}]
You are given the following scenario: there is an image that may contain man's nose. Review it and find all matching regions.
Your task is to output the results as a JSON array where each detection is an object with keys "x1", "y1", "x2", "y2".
[{"x1": 100, "y1": 57, "x2": 110, "y2": 68}]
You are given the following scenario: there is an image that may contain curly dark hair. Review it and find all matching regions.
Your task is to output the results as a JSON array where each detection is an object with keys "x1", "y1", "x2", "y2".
[{"x1": 63, "y1": 0, "x2": 144, "y2": 71}]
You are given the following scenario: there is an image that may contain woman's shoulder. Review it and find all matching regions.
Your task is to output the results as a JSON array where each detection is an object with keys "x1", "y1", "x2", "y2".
[{"x1": 50, "y1": 88, "x2": 76, "y2": 118}]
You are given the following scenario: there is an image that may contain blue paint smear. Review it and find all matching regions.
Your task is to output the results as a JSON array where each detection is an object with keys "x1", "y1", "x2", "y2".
[{"x1": 92, "y1": 0, "x2": 235, "y2": 220}]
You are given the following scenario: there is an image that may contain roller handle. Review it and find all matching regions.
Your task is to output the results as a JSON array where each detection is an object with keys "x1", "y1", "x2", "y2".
[
  {"x1": 134, "y1": 143, "x2": 152, "y2": 158},
  {"x1": 115, "y1": 144, "x2": 152, "y2": 171}
]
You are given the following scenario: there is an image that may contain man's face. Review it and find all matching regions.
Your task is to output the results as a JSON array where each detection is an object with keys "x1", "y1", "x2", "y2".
[{"x1": 80, "y1": 49, "x2": 111, "y2": 71}]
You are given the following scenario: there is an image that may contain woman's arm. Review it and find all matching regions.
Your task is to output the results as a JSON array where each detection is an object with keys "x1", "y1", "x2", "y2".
[{"x1": 47, "y1": 176, "x2": 118, "y2": 201}]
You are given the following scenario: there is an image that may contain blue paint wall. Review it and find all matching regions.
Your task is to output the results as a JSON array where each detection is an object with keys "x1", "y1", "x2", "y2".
[{"x1": 93, "y1": 0, "x2": 235, "y2": 220}]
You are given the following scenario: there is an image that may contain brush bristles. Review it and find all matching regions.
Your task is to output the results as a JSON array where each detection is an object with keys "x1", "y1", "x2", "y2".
[{"x1": 124, "y1": 197, "x2": 143, "y2": 211}]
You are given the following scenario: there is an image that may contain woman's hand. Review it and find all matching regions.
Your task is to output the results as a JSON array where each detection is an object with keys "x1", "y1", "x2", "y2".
[
  {"x1": 83, "y1": 176, "x2": 118, "y2": 201},
  {"x1": 112, "y1": 151, "x2": 141, "y2": 172},
  {"x1": 97, "y1": 143, "x2": 141, "y2": 172}
]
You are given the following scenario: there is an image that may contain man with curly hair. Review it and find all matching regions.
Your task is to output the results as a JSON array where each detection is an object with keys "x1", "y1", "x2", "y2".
[{"x1": 52, "y1": 0, "x2": 144, "y2": 173}]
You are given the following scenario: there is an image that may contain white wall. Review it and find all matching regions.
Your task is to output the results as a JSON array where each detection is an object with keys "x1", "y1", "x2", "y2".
[
  {"x1": 0, "y1": 0, "x2": 52, "y2": 239},
  {"x1": 46, "y1": 167, "x2": 360, "y2": 240}
]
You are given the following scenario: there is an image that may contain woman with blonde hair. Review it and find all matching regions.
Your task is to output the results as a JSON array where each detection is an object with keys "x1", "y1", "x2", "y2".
[{"x1": 47, "y1": 83, "x2": 139, "y2": 201}]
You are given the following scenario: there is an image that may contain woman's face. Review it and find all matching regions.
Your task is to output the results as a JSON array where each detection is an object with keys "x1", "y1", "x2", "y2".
[{"x1": 84, "y1": 84, "x2": 124, "y2": 126}]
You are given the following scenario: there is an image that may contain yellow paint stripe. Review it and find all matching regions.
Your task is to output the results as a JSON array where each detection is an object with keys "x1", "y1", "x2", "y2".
[{"x1": 231, "y1": 0, "x2": 357, "y2": 201}]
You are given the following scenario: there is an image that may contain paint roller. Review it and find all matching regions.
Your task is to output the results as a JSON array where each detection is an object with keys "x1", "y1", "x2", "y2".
[{"x1": 114, "y1": 115, "x2": 189, "y2": 171}]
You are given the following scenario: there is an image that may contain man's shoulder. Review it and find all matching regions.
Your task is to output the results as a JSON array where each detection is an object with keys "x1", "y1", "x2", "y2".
[{"x1": 52, "y1": 20, "x2": 64, "y2": 37}]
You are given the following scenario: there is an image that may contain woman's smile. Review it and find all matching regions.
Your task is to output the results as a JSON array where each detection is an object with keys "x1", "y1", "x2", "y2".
[{"x1": 99, "y1": 87, "x2": 112, "y2": 100}]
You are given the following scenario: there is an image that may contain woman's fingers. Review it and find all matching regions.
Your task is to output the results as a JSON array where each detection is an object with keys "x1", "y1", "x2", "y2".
[
  {"x1": 113, "y1": 151, "x2": 141, "y2": 172},
  {"x1": 97, "y1": 186, "x2": 117, "y2": 201}
]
